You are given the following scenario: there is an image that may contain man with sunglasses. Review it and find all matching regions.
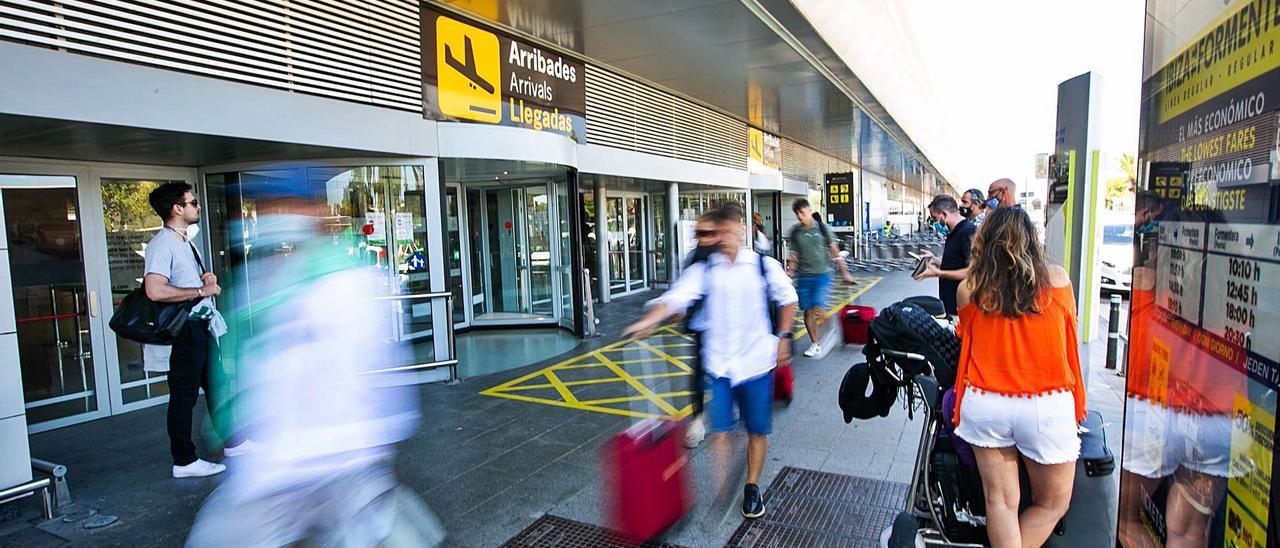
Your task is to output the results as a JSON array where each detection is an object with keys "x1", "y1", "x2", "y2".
[
  {"x1": 144, "y1": 182, "x2": 242, "y2": 478},
  {"x1": 987, "y1": 178, "x2": 1019, "y2": 209}
]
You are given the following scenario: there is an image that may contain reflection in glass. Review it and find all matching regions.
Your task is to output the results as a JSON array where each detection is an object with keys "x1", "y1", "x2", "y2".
[
  {"x1": 606, "y1": 197, "x2": 625, "y2": 294},
  {"x1": 650, "y1": 192, "x2": 667, "y2": 285},
  {"x1": 626, "y1": 197, "x2": 644, "y2": 291},
  {"x1": 3, "y1": 186, "x2": 98, "y2": 424},
  {"x1": 102, "y1": 178, "x2": 177, "y2": 404}
]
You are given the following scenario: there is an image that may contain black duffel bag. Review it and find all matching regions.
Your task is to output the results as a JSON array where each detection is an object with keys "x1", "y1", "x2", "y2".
[{"x1": 109, "y1": 287, "x2": 198, "y2": 345}]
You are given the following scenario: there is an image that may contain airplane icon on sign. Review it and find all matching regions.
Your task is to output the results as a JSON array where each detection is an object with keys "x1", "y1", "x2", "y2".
[{"x1": 445, "y1": 36, "x2": 494, "y2": 95}]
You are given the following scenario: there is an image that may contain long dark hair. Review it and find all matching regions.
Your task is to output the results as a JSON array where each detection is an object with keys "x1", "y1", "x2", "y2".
[{"x1": 969, "y1": 207, "x2": 1050, "y2": 317}]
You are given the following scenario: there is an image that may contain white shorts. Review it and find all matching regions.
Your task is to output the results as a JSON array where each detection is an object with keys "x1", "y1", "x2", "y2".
[
  {"x1": 955, "y1": 389, "x2": 1081, "y2": 465},
  {"x1": 1120, "y1": 397, "x2": 1234, "y2": 479}
]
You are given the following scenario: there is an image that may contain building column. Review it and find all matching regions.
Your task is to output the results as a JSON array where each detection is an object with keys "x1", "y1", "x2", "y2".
[
  {"x1": 667, "y1": 181, "x2": 679, "y2": 278},
  {"x1": 594, "y1": 177, "x2": 609, "y2": 304}
]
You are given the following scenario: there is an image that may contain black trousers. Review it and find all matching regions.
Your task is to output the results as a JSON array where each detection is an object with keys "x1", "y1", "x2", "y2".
[{"x1": 167, "y1": 319, "x2": 216, "y2": 466}]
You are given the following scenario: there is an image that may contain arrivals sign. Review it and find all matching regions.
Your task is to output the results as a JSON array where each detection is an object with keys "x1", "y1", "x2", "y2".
[{"x1": 420, "y1": 5, "x2": 587, "y2": 143}]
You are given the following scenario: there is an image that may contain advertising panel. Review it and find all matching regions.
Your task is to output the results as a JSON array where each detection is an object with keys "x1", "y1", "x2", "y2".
[
  {"x1": 748, "y1": 127, "x2": 781, "y2": 174},
  {"x1": 420, "y1": 4, "x2": 587, "y2": 143},
  {"x1": 1123, "y1": 2, "x2": 1280, "y2": 546}
]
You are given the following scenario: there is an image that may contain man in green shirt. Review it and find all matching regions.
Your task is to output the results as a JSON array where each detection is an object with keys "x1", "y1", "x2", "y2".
[{"x1": 786, "y1": 198, "x2": 855, "y2": 357}]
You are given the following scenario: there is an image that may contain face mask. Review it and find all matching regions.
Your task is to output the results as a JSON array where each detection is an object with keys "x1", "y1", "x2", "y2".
[
  {"x1": 1138, "y1": 221, "x2": 1158, "y2": 234},
  {"x1": 933, "y1": 221, "x2": 949, "y2": 235},
  {"x1": 985, "y1": 197, "x2": 1000, "y2": 209},
  {"x1": 959, "y1": 206, "x2": 973, "y2": 218}
]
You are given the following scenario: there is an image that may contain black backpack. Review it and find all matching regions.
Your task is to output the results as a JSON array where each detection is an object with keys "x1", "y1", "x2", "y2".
[{"x1": 866, "y1": 300, "x2": 960, "y2": 389}]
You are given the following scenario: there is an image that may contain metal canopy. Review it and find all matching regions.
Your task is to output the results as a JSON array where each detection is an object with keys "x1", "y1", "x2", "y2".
[
  {"x1": 0, "y1": 115, "x2": 401, "y2": 167},
  {"x1": 439, "y1": 0, "x2": 944, "y2": 190}
]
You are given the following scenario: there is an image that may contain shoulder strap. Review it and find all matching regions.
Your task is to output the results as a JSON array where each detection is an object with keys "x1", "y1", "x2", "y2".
[
  {"x1": 759, "y1": 253, "x2": 778, "y2": 334},
  {"x1": 188, "y1": 242, "x2": 207, "y2": 275}
]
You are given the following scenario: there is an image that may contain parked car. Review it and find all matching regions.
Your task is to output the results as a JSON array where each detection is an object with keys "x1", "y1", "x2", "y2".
[{"x1": 1100, "y1": 223, "x2": 1134, "y2": 296}]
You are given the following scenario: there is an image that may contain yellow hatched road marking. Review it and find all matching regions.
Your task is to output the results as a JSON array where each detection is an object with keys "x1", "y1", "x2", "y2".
[
  {"x1": 480, "y1": 276, "x2": 882, "y2": 418},
  {"x1": 595, "y1": 352, "x2": 682, "y2": 417}
]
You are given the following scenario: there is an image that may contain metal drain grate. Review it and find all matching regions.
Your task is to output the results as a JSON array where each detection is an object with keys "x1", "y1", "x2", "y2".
[
  {"x1": 725, "y1": 467, "x2": 908, "y2": 547},
  {"x1": 502, "y1": 514, "x2": 687, "y2": 548}
]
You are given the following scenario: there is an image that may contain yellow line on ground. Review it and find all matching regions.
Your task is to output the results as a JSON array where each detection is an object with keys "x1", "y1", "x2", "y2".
[
  {"x1": 577, "y1": 390, "x2": 693, "y2": 406},
  {"x1": 480, "y1": 391, "x2": 659, "y2": 419},
  {"x1": 658, "y1": 326, "x2": 696, "y2": 342},
  {"x1": 595, "y1": 352, "x2": 683, "y2": 417},
  {"x1": 492, "y1": 371, "x2": 688, "y2": 392},
  {"x1": 794, "y1": 277, "x2": 882, "y2": 339},
  {"x1": 633, "y1": 339, "x2": 694, "y2": 373},
  {"x1": 543, "y1": 370, "x2": 578, "y2": 404},
  {"x1": 479, "y1": 349, "x2": 597, "y2": 393}
]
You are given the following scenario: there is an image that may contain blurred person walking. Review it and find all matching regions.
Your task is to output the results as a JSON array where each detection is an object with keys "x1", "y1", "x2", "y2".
[
  {"x1": 143, "y1": 182, "x2": 241, "y2": 478},
  {"x1": 913, "y1": 194, "x2": 976, "y2": 318},
  {"x1": 951, "y1": 207, "x2": 1085, "y2": 548},
  {"x1": 625, "y1": 203, "x2": 797, "y2": 519},
  {"x1": 785, "y1": 198, "x2": 854, "y2": 357},
  {"x1": 679, "y1": 216, "x2": 722, "y2": 448},
  {"x1": 186, "y1": 189, "x2": 440, "y2": 547}
]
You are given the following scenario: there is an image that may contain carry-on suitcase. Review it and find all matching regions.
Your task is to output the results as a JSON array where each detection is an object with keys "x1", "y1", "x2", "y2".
[
  {"x1": 773, "y1": 362, "x2": 793, "y2": 405},
  {"x1": 840, "y1": 305, "x2": 876, "y2": 344},
  {"x1": 600, "y1": 419, "x2": 692, "y2": 542},
  {"x1": 1043, "y1": 410, "x2": 1117, "y2": 547}
]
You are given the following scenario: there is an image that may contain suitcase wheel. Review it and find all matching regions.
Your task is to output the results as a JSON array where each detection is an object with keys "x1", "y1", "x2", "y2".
[{"x1": 886, "y1": 511, "x2": 919, "y2": 548}]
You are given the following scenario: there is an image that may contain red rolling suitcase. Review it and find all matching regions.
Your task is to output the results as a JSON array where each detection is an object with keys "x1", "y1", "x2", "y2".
[
  {"x1": 841, "y1": 305, "x2": 876, "y2": 344},
  {"x1": 601, "y1": 419, "x2": 692, "y2": 542},
  {"x1": 773, "y1": 363, "x2": 794, "y2": 405}
]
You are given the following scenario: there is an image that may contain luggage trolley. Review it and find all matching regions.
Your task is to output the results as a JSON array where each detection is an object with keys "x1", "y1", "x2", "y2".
[{"x1": 850, "y1": 298, "x2": 1117, "y2": 547}]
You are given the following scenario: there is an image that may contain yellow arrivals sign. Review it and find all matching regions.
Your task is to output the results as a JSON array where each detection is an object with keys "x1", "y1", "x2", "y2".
[
  {"x1": 436, "y1": 16, "x2": 502, "y2": 123},
  {"x1": 421, "y1": 5, "x2": 587, "y2": 142}
]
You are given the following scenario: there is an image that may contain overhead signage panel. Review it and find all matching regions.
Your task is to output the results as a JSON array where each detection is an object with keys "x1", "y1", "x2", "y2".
[
  {"x1": 421, "y1": 5, "x2": 586, "y2": 143},
  {"x1": 824, "y1": 172, "x2": 855, "y2": 227}
]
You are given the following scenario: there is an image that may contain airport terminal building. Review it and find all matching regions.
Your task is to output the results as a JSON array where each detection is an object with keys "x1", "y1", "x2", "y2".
[{"x1": 0, "y1": 0, "x2": 949, "y2": 462}]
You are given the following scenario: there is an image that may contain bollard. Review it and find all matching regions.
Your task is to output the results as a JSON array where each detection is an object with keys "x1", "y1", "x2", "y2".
[{"x1": 1106, "y1": 294, "x2": 1122, "y2": 369}]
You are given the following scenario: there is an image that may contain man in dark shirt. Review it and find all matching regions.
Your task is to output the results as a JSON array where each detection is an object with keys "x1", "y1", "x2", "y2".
[{"x1": 913, "y1": 194, "x2": 975, "y2": 317}]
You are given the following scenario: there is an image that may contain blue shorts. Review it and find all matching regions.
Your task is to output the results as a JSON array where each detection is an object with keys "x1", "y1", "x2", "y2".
[
  {"x1": 708, "y1": 372, "x2": 774, "y2": 436},
  {"x1": 795, "y1": 272, "x2": 832, "y2": 311}
]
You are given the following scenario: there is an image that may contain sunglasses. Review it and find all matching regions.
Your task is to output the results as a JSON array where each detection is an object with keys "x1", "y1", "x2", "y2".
[
  {"x1": 179, "y1": 199, "x2": 200, "y2": 208},
  {"x1": 694, "y1": 229, "x2": 720, "y2": 238}
]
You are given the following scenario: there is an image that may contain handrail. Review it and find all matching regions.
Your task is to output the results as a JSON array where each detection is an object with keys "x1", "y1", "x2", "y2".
[
  {"x1": 375, "y1": 292, "x2": 453, "y2": 300},
  {"x1": 375, "y1": 292, "x2": 457, "y2": 382}
]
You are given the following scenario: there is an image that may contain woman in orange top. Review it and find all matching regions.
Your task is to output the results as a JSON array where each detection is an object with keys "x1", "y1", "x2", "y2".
[{"x1": 953, "y1": 207, "x2": 1085, "y2": 548}]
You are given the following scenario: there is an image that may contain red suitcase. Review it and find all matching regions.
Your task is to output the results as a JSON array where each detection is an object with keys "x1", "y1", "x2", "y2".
[
  {"x1": 601, "y1": 419, "x2": 692, "y2": 542},
  {"x1": 773, "y1": 363, "x2": 793, "y2": 405},
  {"x1": 841, "y1": 305, "x2": 877, "y2": 344}
]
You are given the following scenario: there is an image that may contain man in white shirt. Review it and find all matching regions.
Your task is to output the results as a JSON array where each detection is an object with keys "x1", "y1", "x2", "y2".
[{"x1": 625, "y1": 203, "x2": 798, "y2": 520}]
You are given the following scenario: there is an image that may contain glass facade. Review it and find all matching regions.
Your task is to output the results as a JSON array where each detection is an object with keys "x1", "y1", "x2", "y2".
[
  {"x1": 205, "y1": 165, "x2": 435, "y2": 371},
  {"x1": 1121, "y1": 2, "x2": 1280, "y2": 546}
]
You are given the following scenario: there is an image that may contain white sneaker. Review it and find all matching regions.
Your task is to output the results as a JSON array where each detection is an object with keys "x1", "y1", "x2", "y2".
[
  {"x1": 172, "y1": 459, "x2": 226, "y2": 479},
  {"x1": 684, "y1": 417, "x2": 706, "y2": 448},
  {"x1": 223, "y1": 439, "x2": 261, "y2": 458},
  {"x1": 803, "y1": 343, "x2": 823, "y2": 358}
]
